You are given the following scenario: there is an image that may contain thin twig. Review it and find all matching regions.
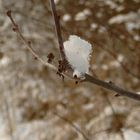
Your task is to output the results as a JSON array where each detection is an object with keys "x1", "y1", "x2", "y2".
[
  {"x1": 6, "y1": 10, "x2": 57, "y2": 71},
  {"x1": 6, "y1": 10, "x2": 72, "y2": 81},
  {"x1": 6, "y1": 10, "x2": 140, "y2": 102},
  {"x1": 53, "y1": 112, "x2": 90, "y2": 140},
  {"x1": 49, "y1": 0, "x2": 66, "y2": 61},
  {"x1": 85, "y1": 74, "x2": 140, "y2": 101}
]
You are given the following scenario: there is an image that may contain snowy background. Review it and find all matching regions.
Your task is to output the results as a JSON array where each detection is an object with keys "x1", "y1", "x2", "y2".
[{"x1": 0, "y1": 0, "x2": 140, "y2": 140}]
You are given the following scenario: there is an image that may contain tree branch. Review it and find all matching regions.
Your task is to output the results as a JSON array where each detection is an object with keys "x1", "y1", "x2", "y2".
[
  {"x1": 85, "y1": 74, "x2": 140, "y2": 101},
  {"x1": 49, "y1": 0, "x2": 66, "y2": 61},
  {"x1": 6, "y1": 10, "x2": 140, "y2": 102},
  {"x1": 6, "y1": 10, "x2": 72, "y2": 80},
  {"x1": 6, "y1": 10, "x2": 57, "y2": 71},
  {"x1": 48, "y1": 1, "x2": 140, "y2": 101}
]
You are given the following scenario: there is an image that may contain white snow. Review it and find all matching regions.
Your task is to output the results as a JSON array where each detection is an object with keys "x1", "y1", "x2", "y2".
[
  {"x1": 90, "y1": 23, "x2": 98, "y2": 30},
  {"x1": 101, "y1": 64, "x2": 109, "y2": 70},
  {"x1": 75, "y1": 9, "x2": 91, "y2": 21},
  {"x1": 104, "y1": 0, "x2": 124, "y2": 12},
  {"x1": 117, "y1": 54, "x2": 124, "y2": 62},
  {"x1": 124, "y1": 129, "x2": 140, "y2": 140},
  {"x1": 108, "y1": 11, "x2": 140, "y2": 39},
  {"x1": 54, "y1": 0, "x2": 59, "y2": 4},
  {"x1": 63, "y1": 35, "x2": 92, "y2": 79},
  {"x1": 62, "y1": 14, "x2": 71, "y2": 22},
  {"x1": 109, "y1": 60, "x2": 120, "y2": 68},
  {"x1": 134, "y1": 35, "x2": 140, "y2": 41},
  {"x1": 108, "y1": 12, "x2": 139, "y2": 24},
  {"x1": 0, "y1": 56, "x2": 10, "y2": 67},
  {"x1": 82, "y1": 103, "x2": 94, "y2": 111}
]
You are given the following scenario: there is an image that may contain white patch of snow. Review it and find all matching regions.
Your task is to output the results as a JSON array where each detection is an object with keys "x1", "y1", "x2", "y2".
[
  {"x1": 108, "y1": 12, "x2": 139, "y2": 24},
  {"x1": 105, "y1": 0, "x2": 118, "y2": 9},
  {"x1": 126, "y1": 22, "x2": 140, "y2": 32},
  {"x1": 63, "y1": 35, "x2": 92, "y2": 79},
  {"x1": 108, "y1": 10, "x2": 140, "y2": 38},
  {"x1": 75, "y1": 12, "x2": 86, "y2": 21},
  {"x1": 124, "y1": 129, "x2": 140, "y2": 140},
  {"x1": 134, "y1": 35, "x2": 140, "y2": 41},
  {"x1": 62, "y1": 14, "x2": 71, "y2": 22},
  {"x1": 103, "y1": 0, "x2": 124, "y2": 12},
  {"x1": 83, "y1": 103, "x2": 94, "y2": 111},
  {"x1": 117, "y1": 54, "x2": 124, "y2": 62},
  {"x1": 101, "y1": 64, "x2": 109, "y2": 70},
  {"x1": 133, "y1": 0, "x2": 140, "y2": 3},
  {"x1": 0, "y1": 56, "x2": 10, "y2": 67},
  {"x1": 90, "y1": 23, "x2": 98, "y2": 30},
  {"x1": 104, "y1": 106, "x2": 113, "y2": 116},
  {"x1": 54, "y1": 0, "x2": 59, "y2": 4},
  {"x1": 75, "y1": 8, "x2": 91, "y2": 21},
  {"x1": 109, "y1": 60, "x2": 120, "y2": 68},
  {"x1": 116, "y1": 5, "x2": 124, "y2": 12},
  {"x1": 83, "y1": 8, "x2": 92, "y2": 16},
  {"x1": 98, "y1": 26, "x2": 107, "y2": 33}
]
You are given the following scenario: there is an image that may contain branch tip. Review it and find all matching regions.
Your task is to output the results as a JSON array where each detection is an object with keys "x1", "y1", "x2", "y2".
[
  {"x1": 6, "y1": 10, "x2": 12, "y2": 17},
  {"x1": 75, "y1": 81, "x2": 78, "y2": 84},
  {"x1": 12, "y1": 27, "x2": 17, "y2": 32},
  {"x1": 34, "y1": 56, "x2": 38, "y2": 60},
  {"x1": 115, "y1": 94, "x2": 120, "y2": 97},
  {"x1": 28, "y1": 41, "x2": 31, "y2": 45}
]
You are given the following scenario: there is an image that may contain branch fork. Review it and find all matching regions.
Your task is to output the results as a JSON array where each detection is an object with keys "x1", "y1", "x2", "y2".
[{"x1": 6, "y1": 2, "x2": 140, "y2": 101}]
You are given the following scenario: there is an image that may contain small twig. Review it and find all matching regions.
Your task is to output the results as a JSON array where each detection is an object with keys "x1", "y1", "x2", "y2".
[
  {"x1": 85, "y1": 74, "x2": 140, "y2": 101},
  {"x1": 7, "y1": 10, "x2": 57, "y2": 71},
  {"x1": 7, "y1": 10, "x2": 140, "y2": 102},
  {"x1": 6, "y1": 10, "x2": 72, "y2": 81},
  {"x1": 53, "y1": 112, "x2": 90, "y2": 140},
  {"x1": 49, "y1": 0, "x2": 66, "y2": 61},
  {"x1": 49, "y1": 0, "x2": 69, "y2": 73}
]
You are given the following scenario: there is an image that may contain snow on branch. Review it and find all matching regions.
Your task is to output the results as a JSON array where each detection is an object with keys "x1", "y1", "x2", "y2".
[
  {"x1": 49, "y1": 0, "x2": 140, "y2": 102},
  {"x1": 6, "y1": 1, "x2": 140, "y2": 102},
  {"x1": 64, "y1": 35, "x2": 92, "y2": 79}
]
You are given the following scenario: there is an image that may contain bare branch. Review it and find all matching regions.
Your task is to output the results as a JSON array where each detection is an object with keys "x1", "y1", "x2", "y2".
[
  {"x1": 7, "y1": 10, "x2": 140, "y2": 102},
  {"x1": 85, "y1": 74, "x2": 140, "y2": 101},
  {"x1": 6, "y1": 10, "x2": 72, "y2": 81},
  {"x1": 6, "y1": 10, "x2": 57, "y2": 71},
  {"x1": 49, "y1": 0, "x2": 66, "y2": 62}
]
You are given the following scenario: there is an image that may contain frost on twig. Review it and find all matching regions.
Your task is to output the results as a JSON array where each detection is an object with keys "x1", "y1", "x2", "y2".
[{"x1": 64, "y1": 35, "x2": 92, "y2": 79}]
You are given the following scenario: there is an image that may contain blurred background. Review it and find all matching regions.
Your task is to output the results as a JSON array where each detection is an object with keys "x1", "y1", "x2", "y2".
[{"x1": 0, "y1": 0, "x2": 140, "y2": 140}]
